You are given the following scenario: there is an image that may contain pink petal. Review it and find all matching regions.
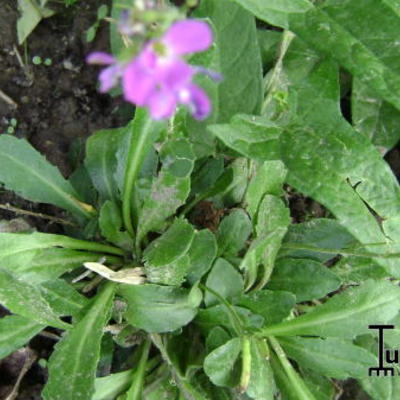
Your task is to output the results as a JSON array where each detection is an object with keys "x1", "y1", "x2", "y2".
[
  {"x1": 122, "y1": 52, "x2": 157, "y2": 105},
  {"x1": 98, "y1": 65, "x2": 121, "y2": 92},
  {"x1": 163, "y1": 20, "x2": 213, "y2": 55},
  {"x1": 147, "y1": 89, "x2": 177, "y2": 120},
  {"x1": 86, "y1": 52, "x2": 115, "y2": 65},
  {"x1": 157, "y1": 59, "x2": 194, "y2": 90},
  {"x1": 180, "y1": 84, "x2": 211, "y2": 120}
]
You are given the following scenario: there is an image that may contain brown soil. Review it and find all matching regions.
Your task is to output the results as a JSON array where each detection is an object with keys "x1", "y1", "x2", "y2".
[{"x1": 0, "y1": 1, "x2": 129, "y2": 398}]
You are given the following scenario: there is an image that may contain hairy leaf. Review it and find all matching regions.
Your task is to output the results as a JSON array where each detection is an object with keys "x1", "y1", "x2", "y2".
[
  {"x1": 0, "y1": 315, "x2": 44, "y2": 360},
  {"x1": 85, "y1": 127, "x2": 126, "y2": 202},
  {"x1": 280, "y1": 337, "x2": 376, "y2": 379},
  {"x1": 0, "y1": 135, "x2": 91, "y2": 219},
  {"x1": 120, "y1": 284, "x2": 202, "y2": 333},
  {"x1": 43, "y1": 284, "x2": 115, "y2": 400},
  {"x1": 267, "y1": 258, "x2": 341, "y2": 302},
  {"x1": 260, "y1": 280, "x2": 400, "y2": 338},
  {"x1": 0, "y1": 269, "x2": 69, "y2": 329},
  {"x1": 203, "y1": 338, "x2": 242, "y2": 387},
  {"x1": 205, "y1": 258, "x2": 244, "y2": 307}
]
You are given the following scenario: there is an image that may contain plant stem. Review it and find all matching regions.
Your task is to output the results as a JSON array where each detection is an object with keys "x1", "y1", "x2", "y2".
[
  {"x1": 268, "y1": 337, "x2": 316, "y2": 400},
  {"x1": 60, "y1": 236, "x2": 125, "y2": 256},
  {"x1": 126, "y1": 339, "x2": 151, "y2": 400},
  {"x1": 199, "y1": 284, "x2": 244, "y2": 336},
  {"x1": 122, "y1": 117, "x2": 153, "y2": 236}
]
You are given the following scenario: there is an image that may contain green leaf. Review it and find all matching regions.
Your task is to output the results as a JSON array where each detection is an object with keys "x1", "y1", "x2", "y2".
[
  {"x1": 258, "y1": 30, "x2": 282, "y2": 67},
  {"x1": 191, "y1": 157, "x2": 224, "y2": 197},
  {"x1": 86, "y1": 24, "x2": 97, "y2": 43},
  {"x1": 136, "y1": 139, "x2": 194, "y2": 243},
  {"x1": 85, "y1": 127, "x2": 126, "y2": 202},
  {"x1": 97, "y1": 4, "x2": 108, "y2": 19},
  {"x1": 300, "y1": 368, "x2": 335, "y2": 400},
  {"x1": 247, "y1": 338, "x2": 276, "y2": 400},
  {"x1": 93, "y1": 369, "x2": 133, "y2": 400},
  {"x1": 118, "y1": 109, "x2": 165, "y2": 235},
  {"x1": 43, "y1": 283, "x2": 115, "y2": 400},
  {"x1": 256, "y1": 195, "x2": 291, "y2": 237},
  {"x1": 240, "y1": 229, "x2": 288, "y2": 290},
  {"x1": 233, "y1": 0, "x2": 400, "y2": 111},
  {"x1": 206, "y1": 327, "x2": 231, "y2": 353},
  {"x1": 217, "y1": 209, "x2": 252, "y2": 256},
  {"x1": 0, "y1": 135, "x2": 91, "y2": 219},
  {"x1": 120, "y1": 284, "x2": 202, "y2": 333},
  {"x1": 356, "y1": 334, "x2": 400, "y2": 400},
  {"x1": 195, "y1": 0, "x2": 263, "y2": 122},
  {"x1": 232, "y1": 0, "x2": 311, "y2": 30},
  {"x1": 260, "y1": 280, "x2": 400, "y2": 338},
  {"x1": 203, "y1": 337, "x2": 242, "y2": 387},
  {"x1": 352, "y1": 78, "x2": 400, "y2": 154},
  {"x1": 209, "y1": 114, "x2": 281, "y2": 162},
  {"x1": 267, "y1": 258, "x2": 341, "y2": 302},
  {"x1": 69, "y1": 165, "x2": 97, "y2": 205},
  {"x1": 245, "y1": 160, "x2": 287, "y2": 220},
  {"x1": 241, "y1": 194, "x2": 290, "y2": 290},
  {"x1": 273, "y1": 44, "x2": 400, "y2": 277},
  {"x1": 219, "y1": 158, "x2": 250, "y2": 207},
  {"x1": 143, "y1": 219, "x2": 195, "y2": 285},
  {"x1": 143, "y1": 373, "x2": 179, "y2": 400},
  {"x1": 110, "y1": 0, "x2": 131, "y2": 55},
  {"x1": 0, "y1": 268, "x2": 69, "y2": 329},
  {"x1": 0, "y1": 232, "x2": 123, "y2": 281},
  {"x1": 360, "y1": 376, "x2": 399, "y2": 400},
  {"x1": 99, "y1": 201, "x2": 132, "y2": 250},
  {"x1": 196, "y1": 305, "x2": 264, "y2": 336},
  {"x1": 280, "y1": 337, "x2": 376, "y2": 379},
  {"x1": 17, "y1": 0, "x2": 55, "y2": 44},
  {"x1": 280, "y1": 218, "x2": 355, "y2": 263},
  {"x1": 331, "y1": 256, "x2": 389, "y2": 284},
  {"x1": 9, "y1": 248, "x2": 111, "y2": 284},
  {"x1": 238, "y1": 290, "x2": 296, "y2": 325},
  {"x1": 187, "y1": 229, "x2": 218, "y2": 284},
  {"x1": 205, "y1": 258, "x2": 244, "y2": 307},
  {"x1": 0, "y1": 315, "x2": 44, "y2": 360},
  {"x1": 39, "y1": 279, "x2": 89, "y2": 318}
]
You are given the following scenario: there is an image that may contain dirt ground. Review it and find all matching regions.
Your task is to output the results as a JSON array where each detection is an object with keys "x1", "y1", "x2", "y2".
[
  {"x1": 0, "y1": 1, "x2": 398, "y2": 399},
  {"x1": 0, "y1": 1, "x2": 129, "y2": 398}
]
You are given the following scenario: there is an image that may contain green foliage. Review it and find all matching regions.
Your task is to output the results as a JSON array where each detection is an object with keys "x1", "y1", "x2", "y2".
[
  {"x1": 0, "y1": 268, "x2": 70, "y2": 329},
  {"x1": 0, "y1": 135, "x2": 92, "y2": 219},
  {"x1": 119, "y1": 284, "x2": 202, "y2": 333},
  {"x1": 260, "y1": 280, "x2": 400, "y2": 338},
  {"x1": 17, "y1": 0, "x2": 54, "y2": 44},
  {"x1": 43, "y1": 284, "x2": 115, "y2": 400},
  {"x1": 143, "y1": 218, "x2": 195, "y2": 285},
  {"x1": 0, "y1": 315, "x2": 44, "y2": 360},
  {"x1": 267, "y1": 258, "x2": 341, "y2": 302},
  {"x1": 3, "y1": 0, "x2": 400, "y2": 398}
]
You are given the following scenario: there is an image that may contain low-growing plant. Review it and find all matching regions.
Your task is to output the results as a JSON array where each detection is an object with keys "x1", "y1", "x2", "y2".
[{"x1": 2, "y1": 0, "x2": 400, "y2": 399}]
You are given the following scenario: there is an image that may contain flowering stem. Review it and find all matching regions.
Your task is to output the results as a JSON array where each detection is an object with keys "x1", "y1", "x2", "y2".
[
  {"x1": 268, "y1": 336, "x2": 316, "y2": 400},
  {"x1": 126, "y1": 339, "x2": 151, "y2": 400},
  {"x1": 122, "y1": 116, "x2": 154, "y2": 237}
]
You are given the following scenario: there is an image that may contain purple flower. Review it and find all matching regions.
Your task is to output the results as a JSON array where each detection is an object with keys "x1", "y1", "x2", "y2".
[
  {"x1": 88, "y1": 20, "x2": 219, "y2": 120},
  {"x1": 123, "y1": 20, "x2": 217, "y2": 120},
  {"x1": 86, "y1": 52, "x2": 123, "y2": 93}
]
